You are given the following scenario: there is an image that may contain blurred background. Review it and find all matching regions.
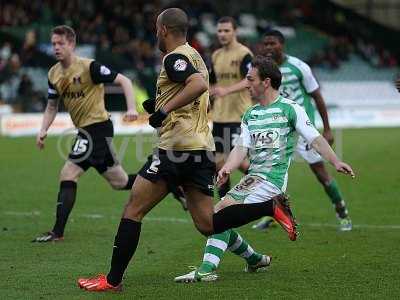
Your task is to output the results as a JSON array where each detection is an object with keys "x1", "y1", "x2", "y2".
[{"x1": 0, "y1": 0, "x2": 399, "y2": 133}]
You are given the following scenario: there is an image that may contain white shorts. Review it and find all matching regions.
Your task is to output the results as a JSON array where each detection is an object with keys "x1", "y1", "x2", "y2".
[
  {"x1": 295, "y1": 136, "x2": 323, "y2": 164},
  {"x1": 227, "y1": 174, "x2": 282, "y2": 204}
]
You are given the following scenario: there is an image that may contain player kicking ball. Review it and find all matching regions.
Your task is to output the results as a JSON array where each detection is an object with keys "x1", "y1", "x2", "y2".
[
  {"x1": 77, "y1": 10, "x2": 302, "y2": 292},
  {"x1": 174, "y1": 56, "x2": 355, "y2": 283}
]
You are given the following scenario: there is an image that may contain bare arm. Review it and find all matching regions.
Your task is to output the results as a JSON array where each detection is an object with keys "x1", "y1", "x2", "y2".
[
  {"x1": 217, "y1": 145, "x2": 248, "y2": 186},
  {"x1": 113, "y1": 74, "x2": 138, "y2": 121},
  {"x1": 293, "y1": 100, "x2": 354, "y2": 178},
  {"x1": 36, "y1": 99, "x2": 59, "y2": 149},
  {"x1": 311, "y1": 136, "x2": 355, "y2": 177},
  {"x1": 310, "y1": 88, "x2": 333, "y2": 145},
  {"x1": 211, "y1": 78, "x2": 249, "y2": 98},
  {"x1": 162, "y1": 73, "x2": 208, "y2": 113}
]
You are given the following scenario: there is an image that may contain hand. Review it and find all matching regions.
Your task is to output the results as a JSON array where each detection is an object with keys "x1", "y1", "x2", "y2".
[
  {"x1": 396, "y1": 78, "x2": 400, "y2": 92},
  {"x1": 123, "y1": 109, "x2": 138, "y2": 122},
  {"x1": 216, "y1": 167, "x2": 231, "y2": 187},
  {"x1": 149, "y1": 108, "x2": 168, "y2": 129},
  {"x1": 36, "y1": 130, "x2": 47, "y2": 150},
  {"x1": 142, "y1": 98, "x2": 156, "y2": 114},
  {"x1": 323, "y1": 129, "x2": 334, "y2": 146},
  {"x1": 334, "y1": 161, "x2": 355, "y2": 178},
  {"x1": 211, "y1": 86, "x2": 228, "y2": 97}
]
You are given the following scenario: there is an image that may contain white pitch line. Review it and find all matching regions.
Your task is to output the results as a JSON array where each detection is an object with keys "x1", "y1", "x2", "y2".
[
  {"x1": 4, "y1": 211, "x2": 41, "y2": 216},
  {"x1": 304, "y1": 222, "x2": 400, "y2": 230},
  {"x1": 145, "y1": 216, "x2": 191, "y2": 223},
  {"x1": 78, "y1": 214, "x2": 191, "y2": 223},
  {"x1": 3, "y1": 211, "x2": 400, "y2": 230},
  {"x1": 79, "y1": 213, "x2": 104, "y2": 219}
]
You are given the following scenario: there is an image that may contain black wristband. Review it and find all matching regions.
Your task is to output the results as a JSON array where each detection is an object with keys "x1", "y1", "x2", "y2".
[
  {"x1": 142, "y1": 99, "x2": 156, "y2": 114},
  {"x1": 149, "y1": 108, "x2": 168, "y2": 129}
]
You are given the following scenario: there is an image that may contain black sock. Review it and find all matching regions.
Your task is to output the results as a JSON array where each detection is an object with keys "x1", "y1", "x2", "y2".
[
  {"x1": 123, "y1": 174, "x2": 136, "y2": 190},
  {"x1": 212, "y1": 201, "x2": 273, "y2": 234},
  {"x1": 52, "y1": 181, "x2": 77, "y2": 237},
  {"x1": 218, "y1": 178, "x2": 230, "y2": 198},
  {"x1": 107, "y1": 218, "x2": 142, "y2": 286}
]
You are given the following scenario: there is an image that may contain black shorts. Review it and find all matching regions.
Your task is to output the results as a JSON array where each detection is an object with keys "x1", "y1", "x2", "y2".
[
  {"x1": 212, "y1": 122, "x2": 241, "y2": 153},
  {"x1": 138, "y1": 149, "x2": 216, "y2": 196},
  {"x1": 68, "y1": 119, "x2": 118, "y2": 173}
]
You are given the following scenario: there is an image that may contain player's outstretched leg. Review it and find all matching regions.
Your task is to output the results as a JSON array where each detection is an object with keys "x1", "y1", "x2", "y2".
[
  {"x1": 212, "y1": 195, "x2": 298, "y2": 241},
  {"x1": 310, "y1": 162, "x2": 352, "y2": 231}
]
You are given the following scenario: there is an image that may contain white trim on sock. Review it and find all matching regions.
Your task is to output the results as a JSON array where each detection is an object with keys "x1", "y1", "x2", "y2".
[
  {"x1": 203, "y1": 253, "x2": 221, "y2": 266},
  {"x1": 227, "y1": 235, "x2": 243, "y2": 251},
  {"x1": 206, "y1": 238, "x2": 228, "y2": 251},
  {"x1": 240, "y1": 246, "x2": 255, "y2": 258}
]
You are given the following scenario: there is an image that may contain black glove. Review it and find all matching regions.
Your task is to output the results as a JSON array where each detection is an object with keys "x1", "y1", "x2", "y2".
[
  {"x1": 149, "y1": 108, "x2": 168, "y2": 128},
  {"x1": 142, "y1": 98, "x2": 156, "y2": 114}
]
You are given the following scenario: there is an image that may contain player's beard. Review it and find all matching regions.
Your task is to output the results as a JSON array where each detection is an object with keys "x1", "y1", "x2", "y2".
[
  {"x1": 158, "y1": 37, "x2": 166, "y2": 53},
  {"x1": 250, "y1": 85, "x2": 264, "y2": 102}
]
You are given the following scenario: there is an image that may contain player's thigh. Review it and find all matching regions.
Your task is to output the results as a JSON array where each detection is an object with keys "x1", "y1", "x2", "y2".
[
  {"x1": 184, "y1": 186, "x2": 214, "y2": 236},
  {"x1": 309, "y1": 161, "x2": 332, "y2": 185},
  {"x1": 101, "y1": 164, "x2": 128, "y2": 190},
  {"x1": 123, "y1": 175, "x2": 169, "y2": 221},
  {"x1": 214, "y1": 196, "x2": 239, "y2": 213},
  {"x1": 227, "y1": 174, "x2": 281, "y2": 204},
  {"x1": 60, "y1": 161, "x2": 85, "y2": 182}
]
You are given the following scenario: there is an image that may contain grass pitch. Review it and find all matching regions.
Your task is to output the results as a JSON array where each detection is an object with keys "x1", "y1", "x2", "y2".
[{"x1": 1, "y1": 128, "x2": 399, "y2": 299}]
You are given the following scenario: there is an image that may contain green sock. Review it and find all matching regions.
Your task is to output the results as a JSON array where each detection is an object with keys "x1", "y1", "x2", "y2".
[
  {"x1": 228, "y1": 230, "x2": 262, "y2": 266},
  {"x1": 324, "y1": 180, "x2": 343, "y2": 204},
  {"x1": 324, "y1": 180, "x2": 348, "y2": 218},
  {"x1": 198, "y1": 230, "x2": 231, "y2": 273}
]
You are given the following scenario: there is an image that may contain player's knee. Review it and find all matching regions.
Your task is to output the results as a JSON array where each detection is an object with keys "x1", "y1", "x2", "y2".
[
  {"x1": 123, "y1": 200, "x2": 144, "y2": 221},
  {"x1": 195, "y1": 221, "x2": 214, "y2": 236},
  {"x1": 122, "y1": 191, "x2": 147, "y2": 221},
  {"x1": 59, "y1": 168, "x2": 79, "y2": 182},
  {"x1": 109, "y1": 179, "x2": 126, "y2": 190}
]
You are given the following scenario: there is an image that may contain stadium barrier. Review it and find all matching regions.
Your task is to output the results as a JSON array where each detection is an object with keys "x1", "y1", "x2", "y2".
[{"x1": 1, "y1": 107, "x2": 400, "y2": 137}]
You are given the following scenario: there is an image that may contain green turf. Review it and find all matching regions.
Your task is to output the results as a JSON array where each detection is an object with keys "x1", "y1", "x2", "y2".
[{"x1": 1, "y1": 128, "x2": 399, "y2": 299}]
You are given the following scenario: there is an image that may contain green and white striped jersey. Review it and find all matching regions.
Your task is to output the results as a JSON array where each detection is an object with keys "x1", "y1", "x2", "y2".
[
  {"x1": 239, "y1": 95, "x2": 320, "y2": 191},
  {"x1": 279, "y1": 55, "x2": 319, "y2": 123}
]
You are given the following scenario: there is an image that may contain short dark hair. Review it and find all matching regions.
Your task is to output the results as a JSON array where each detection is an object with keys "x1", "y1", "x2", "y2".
[
  {"x1": 264, "y1": 29, "x2": 285, "y2": 44},
  {"x1": 160, "y1": 8, "x2": 189, "y2": 36},
  {"x1": 51, "y1": 25, "x2": 76, "y2": 43},
  {"x1": 251, "y1": 55, "x2": 282, "y2": 90},
  {"x1": 217, "y1": 16, "x2": 237, "y2": 29}
]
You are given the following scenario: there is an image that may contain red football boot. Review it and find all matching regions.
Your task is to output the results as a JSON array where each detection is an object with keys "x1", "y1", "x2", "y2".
[
  {"x1": 78, "y1": 274, "x2": 122, "y2": 292},
  {"x1": 272, "y1": 194, "x2": 298, "y2": 241}
]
